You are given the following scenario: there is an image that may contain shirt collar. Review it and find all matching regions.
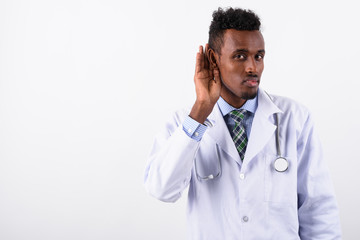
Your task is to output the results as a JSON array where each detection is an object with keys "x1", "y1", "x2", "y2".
[{"x1": 217, "y1": 93, "x2": 258, "y2": 117}]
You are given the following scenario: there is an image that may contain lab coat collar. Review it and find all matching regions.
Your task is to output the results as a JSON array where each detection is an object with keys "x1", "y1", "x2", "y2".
[
  {"x1": 206, "y1": 104, "x2": 242, "y2": 165},
  {"x1": 206, "y1": 88, "x2": 282, "y2": 167},
  {"x1": 243, "y1": 88, "x2": 282, "y2": 166}
]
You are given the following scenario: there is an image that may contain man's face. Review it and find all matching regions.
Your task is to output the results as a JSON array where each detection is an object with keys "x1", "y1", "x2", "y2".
[{"x1": 215, "y1": 29, "x2": 265, "y2": 108}]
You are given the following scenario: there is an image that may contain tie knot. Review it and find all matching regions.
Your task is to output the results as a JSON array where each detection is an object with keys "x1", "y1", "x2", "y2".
[{"x1": 229, "y1": 109, "x2": 247, "y2": 124}]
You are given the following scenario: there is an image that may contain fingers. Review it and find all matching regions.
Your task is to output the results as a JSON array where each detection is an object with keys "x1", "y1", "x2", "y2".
[
  {"x1": 195, "y1": 45, "x2": 204, "y2": 73},
  {"x1": 213, "y1": 68, "x2": 220, "y2": 83},
  {"x1": 211, "y1": 68, "x2": 222, "y2": 97},
  {"x1": 195, "y1": 44, "x2": 212, "y2": 73},
  {"x1": 204, "y1": 44, "x2": 210, "y2": 70}
]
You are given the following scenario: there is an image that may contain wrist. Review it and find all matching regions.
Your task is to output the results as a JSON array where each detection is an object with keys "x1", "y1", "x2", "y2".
[{"x1": 189, "y1": 100, "x2": 215, "y2": 124}]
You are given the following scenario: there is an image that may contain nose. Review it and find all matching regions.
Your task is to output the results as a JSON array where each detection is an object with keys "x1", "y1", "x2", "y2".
[{"x1": 245, "y1": 58, "x2": 257, "y2": 73}]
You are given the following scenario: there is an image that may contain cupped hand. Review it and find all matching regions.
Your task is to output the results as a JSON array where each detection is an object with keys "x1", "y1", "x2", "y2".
[{"x1": 189, "y1": 44, "x2": 221, "y2": 124}]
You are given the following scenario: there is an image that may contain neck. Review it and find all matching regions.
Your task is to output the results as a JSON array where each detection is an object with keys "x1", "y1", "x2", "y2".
[{"x1": 221, "y1": 94, "x2": 247, "y2": 109}]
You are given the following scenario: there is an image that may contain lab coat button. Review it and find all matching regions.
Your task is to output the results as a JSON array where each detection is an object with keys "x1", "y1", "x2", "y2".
[
  {"x1": 239, "y1": 173, "x2": 245, "y2": 180},
  {"x1": 243, "y1": 216, "x2": 249, "y2": 222}
]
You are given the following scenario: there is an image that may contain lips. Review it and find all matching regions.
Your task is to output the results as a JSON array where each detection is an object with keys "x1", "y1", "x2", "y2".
[{"x1": 244, "y1": 77, "x2": 259, "y2": 87}]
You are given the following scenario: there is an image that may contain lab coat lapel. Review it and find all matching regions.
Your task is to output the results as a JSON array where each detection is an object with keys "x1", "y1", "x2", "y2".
[
  {"x1": 206, "y1": 105, "x2": 242, "y2": 164},
  {"x1": 242, "y1": 89, "x2": 282, "y2": 165}
]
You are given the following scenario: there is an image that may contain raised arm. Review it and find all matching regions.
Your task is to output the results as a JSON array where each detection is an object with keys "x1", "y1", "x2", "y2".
[{"x1": 144, "y1": 44, "x2": 220, "y2": 202}]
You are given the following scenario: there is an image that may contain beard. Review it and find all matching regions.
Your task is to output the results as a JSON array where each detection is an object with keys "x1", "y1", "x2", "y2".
[{"x1": 240, "y1": 88, "x2": 258, "y2": 100}]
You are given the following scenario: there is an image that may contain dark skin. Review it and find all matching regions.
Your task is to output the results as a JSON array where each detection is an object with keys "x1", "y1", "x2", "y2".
[{"x1": 190, "y1": 29, "x2": 265, "y2": 123}]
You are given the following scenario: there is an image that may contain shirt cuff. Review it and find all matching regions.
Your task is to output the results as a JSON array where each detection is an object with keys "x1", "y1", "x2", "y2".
[{"x1": 182, "y1": 115, "x2": 207, "y2": 142}]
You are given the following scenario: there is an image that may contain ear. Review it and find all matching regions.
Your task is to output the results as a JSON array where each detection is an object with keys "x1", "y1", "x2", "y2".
[{"x1": 207, "y1": 47, "x2": 219, "y2": 69}]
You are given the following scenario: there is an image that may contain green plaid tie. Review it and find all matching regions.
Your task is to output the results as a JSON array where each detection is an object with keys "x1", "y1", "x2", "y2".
[{"x1": 229, "y1": 110, "x2": 248, "y2": 160}]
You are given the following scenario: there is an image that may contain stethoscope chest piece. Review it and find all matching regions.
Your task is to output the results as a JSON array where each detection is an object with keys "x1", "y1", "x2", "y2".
[{"x1": 274, "y1": 157, "x2": 288, "y2": 172}]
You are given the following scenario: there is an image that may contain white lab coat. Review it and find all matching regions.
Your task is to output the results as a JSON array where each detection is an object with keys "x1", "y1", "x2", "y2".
[{"x1": 144, "y1": 88, "x2": 341, "y2": 240}]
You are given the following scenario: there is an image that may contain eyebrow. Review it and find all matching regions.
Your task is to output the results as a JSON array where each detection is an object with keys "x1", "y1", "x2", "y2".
[{"x1": 233, "y1": 49, "x2": 265, "y2": 54}]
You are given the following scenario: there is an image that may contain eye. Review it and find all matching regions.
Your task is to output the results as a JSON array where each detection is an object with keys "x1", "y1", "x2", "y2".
[
  {"x1": 234, "y1": 54, "x2": 246, "y2": 60},
  {"x1": 255, "y1": 54, "x2": 264, "y2": 61}
]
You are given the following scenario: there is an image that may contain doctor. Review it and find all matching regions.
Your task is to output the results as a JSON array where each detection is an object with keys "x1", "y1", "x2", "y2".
[{"x1": 144, "y1": 7, "x2": 341, "y2": 239}]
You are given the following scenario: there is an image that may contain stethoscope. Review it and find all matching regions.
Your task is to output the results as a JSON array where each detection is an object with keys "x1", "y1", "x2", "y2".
[{"x1": 195, "y1": 92, "x2": 289, "y2": 181}]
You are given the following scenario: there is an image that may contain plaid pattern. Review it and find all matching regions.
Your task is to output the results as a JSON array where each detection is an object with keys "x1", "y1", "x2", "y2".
[{"x1": 229, "y1": 110, "x2": 248, "y2": 160}]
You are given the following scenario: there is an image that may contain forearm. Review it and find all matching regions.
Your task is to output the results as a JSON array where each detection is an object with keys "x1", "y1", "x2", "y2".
[
  {"x1": 189, "y1": 100, "x2": 215, "y2": 124},
  {"x1": 145, "y1": 43, "x2": 219, "y2": 202}
]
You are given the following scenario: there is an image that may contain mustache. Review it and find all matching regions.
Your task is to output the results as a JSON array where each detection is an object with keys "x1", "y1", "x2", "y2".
[
  {"x1": 244, "y1": 74, "x2": 259, "y2": 81},
  {"x1": 246, "y1": 74, "x2": 258, "y2": 78}
]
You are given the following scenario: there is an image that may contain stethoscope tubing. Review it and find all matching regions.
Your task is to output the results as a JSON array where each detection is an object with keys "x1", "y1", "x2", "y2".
[{"x1": 195, "y1": 92, "x2": 289, "y2": 180}]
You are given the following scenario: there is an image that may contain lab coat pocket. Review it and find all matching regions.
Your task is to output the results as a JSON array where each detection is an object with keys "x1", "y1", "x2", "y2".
[
  {"x1": 267, "y1": 202, "x2": 300, "y2": 238},
  {"x1": 264, "y1": 154, "x2": 297, "y2": 204}
]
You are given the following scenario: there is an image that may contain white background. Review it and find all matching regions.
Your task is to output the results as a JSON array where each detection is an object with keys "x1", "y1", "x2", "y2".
[{"x1": 0, "y1": 0, "x2": 359, "y2": 239}]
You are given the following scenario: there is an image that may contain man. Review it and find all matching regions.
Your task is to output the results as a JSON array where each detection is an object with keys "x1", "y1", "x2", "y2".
[{"x1": 144, "y1": 7, "x2": 341, "y2": 239}]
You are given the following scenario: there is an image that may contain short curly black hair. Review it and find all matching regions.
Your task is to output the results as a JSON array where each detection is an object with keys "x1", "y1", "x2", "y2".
[{"x1": 208, "y1": 7, "x2": 261, "y2": 54}]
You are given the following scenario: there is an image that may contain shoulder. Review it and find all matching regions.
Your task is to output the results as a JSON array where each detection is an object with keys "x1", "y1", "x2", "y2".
[
  {"x1": 269, "y1": 93, "x2": 311, "y2": 120},
  {"x1": 263, "y1": 92, "x2": 315, "y2": 136}
]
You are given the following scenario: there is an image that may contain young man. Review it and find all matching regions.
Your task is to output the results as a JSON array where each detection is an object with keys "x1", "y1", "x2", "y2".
[{"x1": 144, "y1": 7, "x2": 341, "y2": 239}]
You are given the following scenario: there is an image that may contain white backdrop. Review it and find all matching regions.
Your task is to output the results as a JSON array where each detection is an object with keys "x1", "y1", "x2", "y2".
[{"x1": 0, "y1": 0, "x2": 359, "y2": 239}]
